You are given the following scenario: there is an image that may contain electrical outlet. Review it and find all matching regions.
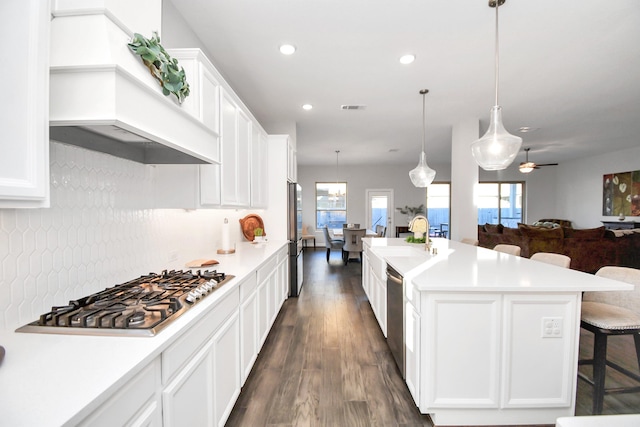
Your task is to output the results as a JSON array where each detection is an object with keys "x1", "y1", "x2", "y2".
[
  {"x1": 168, "y1": 250, "x2": 179, "y2": 262},
  {"x1": 541, "y1": 317, "x2": 563, "y2": 338}
]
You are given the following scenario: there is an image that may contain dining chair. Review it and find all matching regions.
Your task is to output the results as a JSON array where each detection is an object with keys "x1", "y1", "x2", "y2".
[
  {"x1": 375, "y1": 224, "x2": 386, "y2": 237},
  {"x1": 460, "y1": 238, "x2": 479, "y2": 246},
  {"x1": 440, "y1": 223, "x2": 449, "y2": 238},
  {"x1": 342, "y1": 228, "x2": 366, "y2": 264},
  {"x1": 322, "y1": 226, "x2": 344, "y2": 262},
  {"x1": 301, "y1": 224, "x2": 316, "y2": 249},
  {"x1": 530, "y1": 252, "x2": 571, "y2": 268},
  {"x1": 493, "y1": 244, "x2": 521, "y2": 256},
  {"x1": 578, "y1": 266, "x2": 640, "y2": 415}
]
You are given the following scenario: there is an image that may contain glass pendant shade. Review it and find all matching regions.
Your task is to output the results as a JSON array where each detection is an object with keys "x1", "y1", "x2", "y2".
[
  {"x1": 471, "y1": 106, "x2": 522, "y2": 171},
  {"x1": 409, "y1": 151, "x2": 436, "y2": 187}
]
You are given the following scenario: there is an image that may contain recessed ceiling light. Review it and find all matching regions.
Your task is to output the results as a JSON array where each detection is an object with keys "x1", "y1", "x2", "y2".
[
  {"x1": 302, "y1": 104, "x2": 313, "y2": 110},
  {"x1": 518, "y1": 127, "x2": 540, "y2": 133},
  {"x1": 399, "y1": 54, "x2": 416, "y2": 65},
  {"x1": 279, "y1": 44, "x2": 296, "y2": 55}
]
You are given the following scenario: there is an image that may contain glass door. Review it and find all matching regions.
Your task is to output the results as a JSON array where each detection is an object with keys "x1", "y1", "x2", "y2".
[{"x1": 366, "y1": 189, "x2": 394, "y2": 236}]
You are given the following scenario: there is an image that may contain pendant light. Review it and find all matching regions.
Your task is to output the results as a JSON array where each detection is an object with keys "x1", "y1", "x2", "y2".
[
  {"x1": 409, "y1": 89, "x2": 436, "y2": 187},
  {"x1": 471, "y1": 0, "x2": 522, "y2": 171}
]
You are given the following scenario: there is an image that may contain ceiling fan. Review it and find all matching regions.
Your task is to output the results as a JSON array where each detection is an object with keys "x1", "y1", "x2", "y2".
[{"x1": 519, "y1": 148, "x2": 558, "y2": 173}]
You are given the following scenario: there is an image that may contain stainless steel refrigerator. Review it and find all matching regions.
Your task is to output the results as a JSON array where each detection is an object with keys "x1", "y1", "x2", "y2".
[{"x1": 288, "y1": 182, "x2": 303, "y2": 297}]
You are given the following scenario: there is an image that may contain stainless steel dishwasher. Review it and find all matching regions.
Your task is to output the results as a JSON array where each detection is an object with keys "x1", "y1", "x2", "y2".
[{"x1": 386, "y1": 264, "x2": 405, "y2": 378}]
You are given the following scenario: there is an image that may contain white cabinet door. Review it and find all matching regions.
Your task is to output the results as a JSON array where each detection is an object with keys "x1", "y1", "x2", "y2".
[
  {"x1": 257, "y1": 274, "x2": 271, "y2": 347},
  {"x1": 221, "y1": 91, "x2": 239, "y2": 206},
  {"x1": 287, "y1": 138, "x2": 297, "y2": 183},
  {"x1": 0, "y1": 0, "x2": 50, "y2": 208},
  {"x1": 163, "y1": 340, "x2": 216, "y2": 427},
  {"x1": 213, "y1": 312, "x2": 241, "y2": 427},
  {"x1": 251, "y1": 127, "x2": 269, "y2": 208},
  {"x1": 405, "y1": 301, "x2": 421, "y2": 406},
  {"x1": 236, "y1": 109, "x2": 251, "y2": 206},
  {"x1": 80, "y1": 358, "x2": 162, "y2": 427},
  {"x1": 277, "y1": 248, "x2": 289, "y2": 302},
  {"x1": 220, "y1": 89, "x2": 251, "y2": 207},
  {"x1": 240, "y1": 288, "x2": 258, "y2": 384}
]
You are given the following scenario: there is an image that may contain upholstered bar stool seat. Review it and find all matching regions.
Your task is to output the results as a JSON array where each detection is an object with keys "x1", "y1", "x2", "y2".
[
  {"x1": 530, "y1": 252, "x2": 571, "y2": 269},
  {"x1": 581, "y1": 303, "x2": 640, "y2": 331},
  {"x1": 493, "y1": 244, "x2": 521, "y2": 256},
  {"x1": 578, "y1": 266, "x2": 640, "y2": 415}
]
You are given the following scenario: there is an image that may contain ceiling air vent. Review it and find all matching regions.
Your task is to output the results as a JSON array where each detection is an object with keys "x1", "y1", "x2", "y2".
[{"x1": 340, "y1": 105, "x2": 367, "y2": 110}]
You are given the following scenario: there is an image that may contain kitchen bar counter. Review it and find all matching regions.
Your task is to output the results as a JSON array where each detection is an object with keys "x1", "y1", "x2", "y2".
[
  {"x1": 0, "y1": 240, "x2": 288, "y2": 427},
  {"x1": 366, "y1": 237, "x2": 632, "y2": 292},
  {"x1": 363, "y1": 238, "x2": 633, "y2": 426}
]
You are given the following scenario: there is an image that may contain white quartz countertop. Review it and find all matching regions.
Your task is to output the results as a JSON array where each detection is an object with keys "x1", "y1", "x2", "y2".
[
  {"x1": 0, "y1": 240, "x2": 287, "y2": 427},
  {"x1": 364, "y1": 238, "x2": 634, "y2": 293}
]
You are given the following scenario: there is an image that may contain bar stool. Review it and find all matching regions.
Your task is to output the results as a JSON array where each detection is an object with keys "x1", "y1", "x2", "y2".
[
  {"x1": 578, "y1": 266, "x2": 640, "y2": 414},
  {"x1": 493, "y1": 244, "x2": 521, "y2": 256},
  {"x1": 530, "y1": 252, "x2": 571, "y2": 268}
]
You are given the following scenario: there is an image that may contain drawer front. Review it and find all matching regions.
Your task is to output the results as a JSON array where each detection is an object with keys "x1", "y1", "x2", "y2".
[
  {"x1": 79, "y1": 357, "x2": 161, "y2": 427},
  {"x1": 162, "y1": 288, "x2": 239, "y2": 384},
  {"x1": 239, "y1": 272, "x2": 258, "y2": 301}
]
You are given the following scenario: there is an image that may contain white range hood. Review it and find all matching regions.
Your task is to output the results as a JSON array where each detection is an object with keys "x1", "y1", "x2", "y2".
[{"x1": 49, "y1": 0, "x2": 220, "y2": 164}]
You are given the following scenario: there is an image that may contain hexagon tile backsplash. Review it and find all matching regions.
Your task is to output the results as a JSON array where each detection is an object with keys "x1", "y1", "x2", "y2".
[{"x1": 0, "y1": 142, "x2": 247, "y2": 332}]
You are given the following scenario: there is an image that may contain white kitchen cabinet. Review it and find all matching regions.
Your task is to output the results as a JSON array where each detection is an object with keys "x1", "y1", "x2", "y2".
[
  {"x1": 220, "y1": 90, "x2": 251, "y2": 207},
  {"x1": 405, "y1": 300, "x2": 421, "y2": 406},
  {"x1": 239, "y1": 273, "x2": 259, "y2": 384},
  {"x1": 162, "y1": 340, "x2": 216, "y2": 426},
  {"x1": 0, "y1": 0, "x2": 50, "y2": 208},
  {"x1": 251, "y1": 126, "x2": 269, "y2": 208},
  {"x1": 362, "y1": 245, "x2": 387, "y2": 336},
  {"x1": 212, "y1": 311, "x2": 241, "y2": 426},
  {"x1": 162, "y1": 288, "x2": 240, "y2": 426},
  {"x1": 257, "y1": 257, "x2": 277, "y2": 346},
  {"x1": 79, "y1": 357, "x2": 162, "y2": 427},
  {"x1": 168, "y1": 49, "x2": 221, "y2": 135},
  {"x1": 287, "y1": 137, "x2": 297, "y2": 183},
  {"x1": 365, "y1": 257, "x2": 387, "y2": 336},
  {"x1": 277, "y1": 246, "x2": 289, "y2": 302}
]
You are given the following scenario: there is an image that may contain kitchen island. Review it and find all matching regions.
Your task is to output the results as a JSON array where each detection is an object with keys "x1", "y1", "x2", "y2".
[
  {"x1": 363, "y1": 238, "x2": 634, "y2": 426},
  {"x1": 0, "y1": 241, "x2": 289, "y2": 427}
]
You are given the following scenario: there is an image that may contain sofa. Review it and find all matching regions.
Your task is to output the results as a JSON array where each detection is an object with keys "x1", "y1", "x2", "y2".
[{"x1": 478, "y1": 222, "x2": 640, "y2": 274}]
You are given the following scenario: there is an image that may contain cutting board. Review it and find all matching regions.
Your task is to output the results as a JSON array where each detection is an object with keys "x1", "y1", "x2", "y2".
[{"x1": 185, "y1": 259, "x2": 219, "y2": 268}]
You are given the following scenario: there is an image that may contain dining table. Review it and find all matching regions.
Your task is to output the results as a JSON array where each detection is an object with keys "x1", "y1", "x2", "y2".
[{"x1": 331, "y1": 228, "x2": 378, "y2": 238}]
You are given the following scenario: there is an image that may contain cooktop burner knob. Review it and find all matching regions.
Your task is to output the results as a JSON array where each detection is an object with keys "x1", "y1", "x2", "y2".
[{"x1": 186, "y1": 291, "x2": 198, "y2": 303}]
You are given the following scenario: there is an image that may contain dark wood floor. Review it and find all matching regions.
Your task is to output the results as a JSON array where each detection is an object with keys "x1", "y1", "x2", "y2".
[{"x1": 226, "y1": 248, "x2": 640, "y2": 427}]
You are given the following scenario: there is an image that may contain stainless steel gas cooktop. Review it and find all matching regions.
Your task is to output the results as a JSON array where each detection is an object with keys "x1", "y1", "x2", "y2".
[{"x1": 16, "y1": 269, "x2": 234, "y2": 337}]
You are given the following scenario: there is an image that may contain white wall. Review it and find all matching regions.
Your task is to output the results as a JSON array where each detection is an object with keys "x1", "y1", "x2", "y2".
[
  {"x1": 556, "y1": 145, "x2": 640, "y2": 228},
  {"x1": 297, "y1": 162, "x2": 451, "y2": 242},
  {"x1": 298, "y1": 159, "x2": 560, "y2": 243}
]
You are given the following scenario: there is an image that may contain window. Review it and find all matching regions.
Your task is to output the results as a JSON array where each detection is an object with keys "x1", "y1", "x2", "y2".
[
  {"x1": 316, "y1": 182, "x2": 347, "y2": 229},
  {"x1": 477, "y1": 182, "x2": 523, "y2": 227},
  {"x1": 426, "y1": 183, "x2": 450, "y2": 237}
]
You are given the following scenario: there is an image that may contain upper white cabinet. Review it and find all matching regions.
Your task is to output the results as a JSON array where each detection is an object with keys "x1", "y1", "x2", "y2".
[
  {"x1": 0, "y1": 0, "x2": 50, "y2": 208},
  {"x1": 251, "y1": 127, "x2": 269, "y2": 208},
  {"x1": 287, "y1": 138, "x2": 297, "y2": 183},
  {"x1": 169, "y1": 49, "x2": 221, "y2": 135},
  {"x1": 220, "y1": 90, "x2": 251, "y2": 207}
]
